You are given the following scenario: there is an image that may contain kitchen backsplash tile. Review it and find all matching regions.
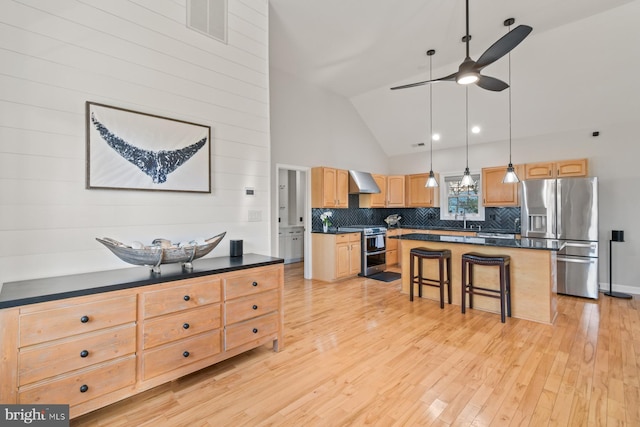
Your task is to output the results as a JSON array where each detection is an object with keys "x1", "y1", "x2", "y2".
[{"x1": 312, "y1": 194, "x2": 520, "y2": 232}]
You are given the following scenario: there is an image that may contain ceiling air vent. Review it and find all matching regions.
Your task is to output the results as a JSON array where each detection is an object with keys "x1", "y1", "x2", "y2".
[{"x1": 187, "y1": 0, "x2": 228, "y2": 44}]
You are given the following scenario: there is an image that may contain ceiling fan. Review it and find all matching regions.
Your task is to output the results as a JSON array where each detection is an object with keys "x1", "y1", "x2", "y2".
[{"x1": 391, "y1": 0, "x2": 532, "y2": 92}]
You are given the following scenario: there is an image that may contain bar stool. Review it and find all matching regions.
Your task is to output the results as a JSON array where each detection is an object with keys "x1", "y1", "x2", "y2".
[
  {"x1": 461, "y1": 252, "x2": 511, "y2": 323},
  {"x1": 409, "y1": 247, "x2": 452, "y2": 308}
]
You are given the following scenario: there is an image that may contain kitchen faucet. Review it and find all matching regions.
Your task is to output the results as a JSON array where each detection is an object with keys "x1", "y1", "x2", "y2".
[{"x1": 455, "y1": 209, "x2": 467, "y2": 229}]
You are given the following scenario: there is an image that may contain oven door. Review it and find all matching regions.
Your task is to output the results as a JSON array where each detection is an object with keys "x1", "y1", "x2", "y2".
[{"x1": 363, "y1": 234, "x2": 386, "y2": 276}]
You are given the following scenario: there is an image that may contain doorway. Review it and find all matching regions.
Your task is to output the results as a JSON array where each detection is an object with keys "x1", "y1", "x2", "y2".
[{"x1": 275, "y1": 164, "x2": 311, "y2": 279}]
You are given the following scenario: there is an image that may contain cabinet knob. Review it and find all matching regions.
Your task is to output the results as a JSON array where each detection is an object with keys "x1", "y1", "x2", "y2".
[
  {"x1": 252, "y1": 281, "x2": 258, "y2": 287},
  {"x1": 252, "y1": 305, "x2": 258, "y2": 310},
  {"x1": 80, "y1": 350, "x2": 89, "y2": 358},
  {"x1": 183, "y1": 295, "x2": 190, "y2": 301},
  {"x1": 80, "y1": 315, "x2": 89, "y2": 323},
  {"x1": 183, "y1": 351, "x2": 190, "y2": 358},
  {"x1": 79, "y1": 384, "x2": 89, "y2": 393},
  {"x1": 252, "y1": 328, "x2": 258, "y2": 334},
  {"x1": 182, "y1": 323, "x2": 190, "y2": 329}
]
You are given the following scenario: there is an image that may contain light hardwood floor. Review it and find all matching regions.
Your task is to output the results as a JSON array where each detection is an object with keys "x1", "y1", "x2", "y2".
[{"x1": 72, "y1": 262, "x2": 640, "y2": 426}]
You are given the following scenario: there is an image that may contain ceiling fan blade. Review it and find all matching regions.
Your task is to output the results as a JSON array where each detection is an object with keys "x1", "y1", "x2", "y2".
[
  {"x1": 476, "y1": 25, "x2": 533, "y2": 69},
  {"x1": 390, "y1": 73, "x2": 456, "y2": 90},
  {"x1": 476, "y1": 75, "x2": 509, "y2": 92}
]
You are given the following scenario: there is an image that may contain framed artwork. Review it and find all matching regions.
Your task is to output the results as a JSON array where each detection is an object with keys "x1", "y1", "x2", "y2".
[{"x1": 86, "y1": 102, "x2": 211, "y2": 193}]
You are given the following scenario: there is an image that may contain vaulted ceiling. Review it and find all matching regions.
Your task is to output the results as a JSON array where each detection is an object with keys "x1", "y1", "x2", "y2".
[{"x1": 269, "y1": 0, "x2": 640, "y2": 157}]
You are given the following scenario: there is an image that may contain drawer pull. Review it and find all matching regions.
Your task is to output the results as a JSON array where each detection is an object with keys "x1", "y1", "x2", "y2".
[
  {"x1": 80, "y1": 384, "x2": 89, "y2": 393},
  {"x1": 80, "y1": 315, "x2": 89, "y2": 323},
  {"x1": 183, "y1": 295, "x2": 190, "y2": 301},
  {"x1": 252, "y1": 305, "x2": 258, "y2": 310},
  {"x1": 182, "y1": 323, "x2": 190, "y2": 329},
  {"x1": 252, "y1": 328, "x2": 258, "y2": 334},
  {"x1": 252, "y1": 281, "x2": 258, "y2": 287},
  {"x1": 80, "y1": 350, "x2": 89, "y2": 358},
  {"x1": 183, "y1": 351, "x2": 190, "y2": 358}
]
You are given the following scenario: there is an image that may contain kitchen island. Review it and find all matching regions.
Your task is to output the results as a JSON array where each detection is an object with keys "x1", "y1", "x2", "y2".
[{"x1": 394, "y1": 233, "x2": 559, "y2": 324}]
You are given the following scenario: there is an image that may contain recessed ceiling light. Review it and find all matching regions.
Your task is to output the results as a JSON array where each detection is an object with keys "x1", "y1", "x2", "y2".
[
  {"x1": 432, "y1": 133, "x2": 441, "y2": 141},
  {"x1": 471, "y1": 126, "x2": 481, "y2": 134}
]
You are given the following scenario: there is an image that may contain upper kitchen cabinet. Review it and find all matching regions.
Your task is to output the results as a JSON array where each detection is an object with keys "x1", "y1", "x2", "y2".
[
  {"x1": 405, "y1": 173, "x2": 439, "y2": 207},
  {"x1": 386, "y1": 175, "x2": 405, "y2": 207},
  {"x1": 482, "y1": 165, "x2": 523, "y2": 207},
  {"x1": 525, "y1": 158, "x2": 588, "y2": 179},
  {"x1": 311, "y1": 167, "x2": 349, "y2": 208},
  {"x1": 359, "y1": 174, "x2": 405, "y2": 208}
]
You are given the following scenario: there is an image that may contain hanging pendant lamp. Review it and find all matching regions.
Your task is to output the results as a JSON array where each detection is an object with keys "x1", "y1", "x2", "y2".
[
  {"x1": 503, "y1": 18, "x2": 520, "y2": 184},
  {"x1": 425, "y1": 49, "x2": 439, "y2": 188},
  {"x1": 461, "y1": 86, "x2": 474, "y2": 187}
]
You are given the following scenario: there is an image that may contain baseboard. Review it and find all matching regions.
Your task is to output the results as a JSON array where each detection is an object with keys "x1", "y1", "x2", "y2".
[{"x1": 599, "y1": 282, "x2": 640, "y2": 295}]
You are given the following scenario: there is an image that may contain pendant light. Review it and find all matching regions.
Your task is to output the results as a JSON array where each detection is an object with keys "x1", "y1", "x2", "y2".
[
  {"x1": 460, "y1": 86, "x2": 474, "y2": 187},
  {"x1": 502, "y1": 18, "x2": 520, "y2": 184},
  {"x1": 425, "y1": 49, "x2": 439, "y2": 188}
]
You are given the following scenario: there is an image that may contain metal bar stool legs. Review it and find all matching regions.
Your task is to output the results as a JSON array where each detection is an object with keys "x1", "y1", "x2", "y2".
[
  {"x1": 461, "y1": 252, "x2": 511, "y2": 323},
  {"x1": 409, "y1": 248, "x2": 452, "y2": 309}
]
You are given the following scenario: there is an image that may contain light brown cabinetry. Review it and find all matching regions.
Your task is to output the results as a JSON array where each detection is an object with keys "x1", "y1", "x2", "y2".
[
  {"x1": 482, "y1": 165, "x2": 523, "y2": 207},
  {"x1": 386, "y1": 175, "x2": 405, "y2": 207},
  {"x1": 15, "y1": 293, "x2": 137, "y2": 410},
  {"x1": 405, "y1": 173, "x2": 439, "y2": 207},
  {"x1": 360, "y1": 174, "x2": 405, "y2": 208},
  {"x1": 386, "y1": 229, "x2": 400, "y2": 265},
  {"x1": 141, "y1": 276, "x2": 223, "y2": 381},
  {"x1": 525, "y1": 158, "x2": 588, "y2": 179},
  {"x1": 312, "y1": 232, "x2": 361, "y2": 281},
  {"x1": 0, "y1": 263, "x2": 284, "y2": 419},
  {"x1": 223, "y1": 268, "x2": 282, "y2": 352},
  {"x1": 311, "y1": 167, "x2": 349, "y2": 208}
]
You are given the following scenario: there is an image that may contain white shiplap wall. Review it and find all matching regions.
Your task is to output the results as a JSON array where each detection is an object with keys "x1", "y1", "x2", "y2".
[{"x1": 0, "y1": 0, "x2": 271, "y2": 284}]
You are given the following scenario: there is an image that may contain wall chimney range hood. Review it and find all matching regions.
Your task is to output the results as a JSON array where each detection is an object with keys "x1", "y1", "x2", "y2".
[{"x1": 348, "y1": 170, "x2": 381, "y2": 194}]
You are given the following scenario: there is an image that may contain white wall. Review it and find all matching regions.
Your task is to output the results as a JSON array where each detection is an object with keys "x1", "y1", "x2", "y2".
[
  {"x1": 269, "y1": 68, "x2": 388, "y2": 173},
  {"x1": 0, "y1": 0, "x2": 271, "y2": 284},
  {"x1": 269, "y1": 67, "x2": 389, "y2": 256},
  {"x1": 389, "y1": 121, "x2": 640, "y2": 293}
]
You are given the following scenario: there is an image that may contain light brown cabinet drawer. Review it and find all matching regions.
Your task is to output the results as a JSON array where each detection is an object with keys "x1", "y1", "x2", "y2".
[
  {"x1": 18, "y1": 355, "x2": 136, "y2": 407},
  {"x1": 335, "y1": 234, "x2": 350, "y2": 244},
  {"x1": 225, "y1": 312, "x2": 279, "y2": 351},
  {"x1": 143, "y1": 304, "x2": 221, "y2": 349},
  {"x1": 19, "y1": 324, "x2": 136, "y2": 386},
  {"x1": 19, "y1": 295, "x2": 136, "y2": 347},
  {"x1": 224, "y1": 268, "x2": 279, "y2": 300},
  {"x1": 143, "y1": 276, "x2": 221, "y2": 319},
  {"x1": 142, "y1": 330, "x2": 221, "y2": 380},
  {"x1": 225, "y1": 290, "x2": 279, "y2": 325}
]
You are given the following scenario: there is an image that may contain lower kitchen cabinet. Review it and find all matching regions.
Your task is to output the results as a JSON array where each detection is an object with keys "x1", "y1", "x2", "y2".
[
  {"x1": 312, "y1": 232, "x2": 361, "y2": 281},
  {"x1": 0, "y1": 260, "x2": 284, "y2": 419},
  {"x1": 386, "y1": 229, "x2": 400, "y2": 266}
]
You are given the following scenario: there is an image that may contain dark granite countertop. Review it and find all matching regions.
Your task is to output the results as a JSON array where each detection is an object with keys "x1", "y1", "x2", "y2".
[
  {"x1": 389, "y1": 225, "x2": 519, "y2": 234},
  {"x1": 0, "y1": 254, "x2": 283, "y2": 309},
  {"x1": 391, "y1": 233, "x2": 560, "y2": 251}
]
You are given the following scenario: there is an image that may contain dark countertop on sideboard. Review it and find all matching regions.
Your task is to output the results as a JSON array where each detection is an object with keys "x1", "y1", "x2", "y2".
[
  {"x1": 391, "y1": 233, "x2": 560, "y2": 251},
  {"x1": 0, "y1": 254, "x2": 284, "y2": 309}
]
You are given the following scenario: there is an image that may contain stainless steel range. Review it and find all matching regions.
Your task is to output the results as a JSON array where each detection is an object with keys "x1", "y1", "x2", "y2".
[{"x1": 338, "y1": 225, "x2": 387, "y2": 276}]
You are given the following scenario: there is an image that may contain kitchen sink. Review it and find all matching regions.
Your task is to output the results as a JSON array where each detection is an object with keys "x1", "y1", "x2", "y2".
[{"x1": 476, "y1": 232, "x2": 516, "y2": 239}]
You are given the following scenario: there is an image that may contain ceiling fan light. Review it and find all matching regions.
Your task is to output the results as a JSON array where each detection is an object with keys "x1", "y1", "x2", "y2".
[
  {"x1": 426, "y1": 170, "x2": 439, "y2": 188},
  {"x1": 457, "y1": 73, "x2": 479, "y2": 85},
  {"x1": 461, "y1": 167, "x2": 474, "y2": 186},
  {"x1": 502, "y1": 163, "x2": 520, "y2": 183}
]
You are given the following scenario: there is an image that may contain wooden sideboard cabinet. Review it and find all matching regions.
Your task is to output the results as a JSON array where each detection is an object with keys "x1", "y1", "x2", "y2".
[{"x1": 0, "y1": 257, "x2": 284, "y2": 419}]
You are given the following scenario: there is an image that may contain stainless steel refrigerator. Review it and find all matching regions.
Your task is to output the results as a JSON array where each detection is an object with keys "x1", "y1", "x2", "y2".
[{"x1": 521, "y1": 177, "x2": 599, "y2": 298}]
